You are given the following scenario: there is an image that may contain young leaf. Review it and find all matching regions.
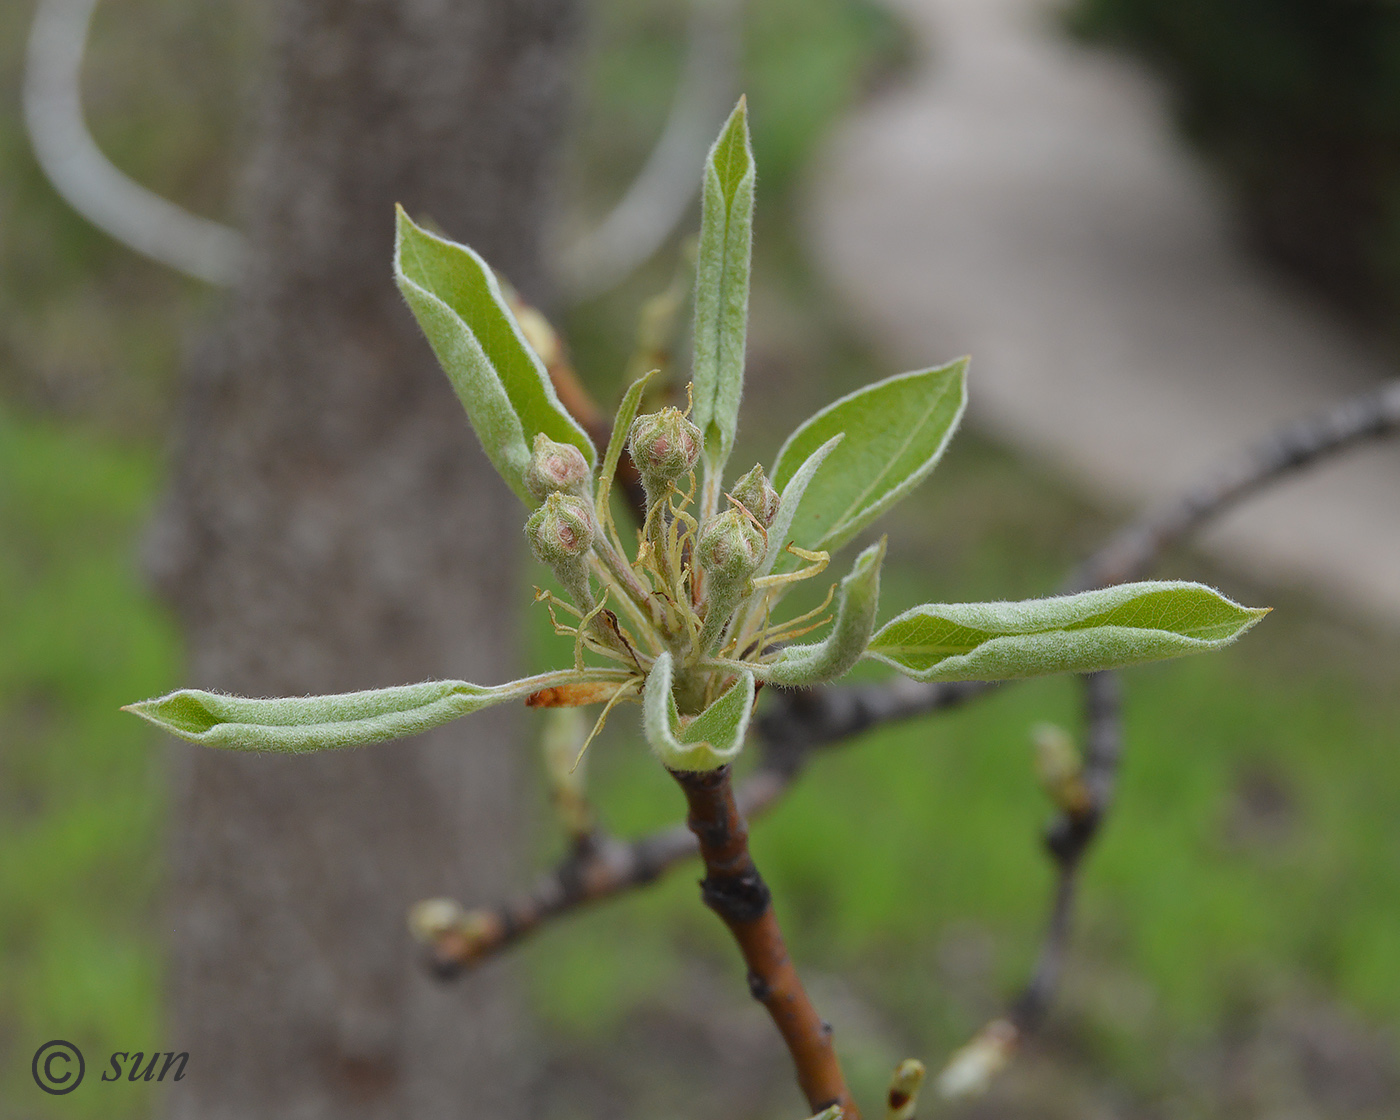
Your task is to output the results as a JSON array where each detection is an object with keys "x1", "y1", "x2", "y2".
[
  {"x1": 394, "y1": 207, "x2": 594, "y2": 503},
  {"x1": 124, "y1": 670, "x2": 629, "y2": 753},
  {"x1": 865, "y1": 581, "x2": 1268, "y2": 682},
  {"x1": 758, "y1": 538, "x2": 886, "y2": 686},
  {"x1": 691, "y1": 98, "x2": 755, "y2": 479},
  {"x1": 643, "y1": 651, "x2": 755, "y2": 771},
  {"x1": 596, "y1": 369, "x2": 655, "y2": 523},
  {"x1": 755, "y1": 433, "x2": 843, "y2": 580},
  {"x1": 770, "y1": 360, "x2": 967, "y2": 563}
]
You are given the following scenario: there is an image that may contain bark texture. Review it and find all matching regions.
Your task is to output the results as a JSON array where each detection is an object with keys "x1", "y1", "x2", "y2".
[{"x1": 148, "y1": 1, "x2": 580, "y2": 1115}]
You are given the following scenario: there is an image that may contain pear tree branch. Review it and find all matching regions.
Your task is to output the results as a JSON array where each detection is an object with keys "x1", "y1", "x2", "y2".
[
  {"x1": 422, "y1": 378, "x2": 1400, "y2": 974},
  {"x1": 423, "y1": 378, "x2": 1400, "y2": 1095},
  {"x1": 670, "y1": 765, "x2": 861, "y2": 1117}
]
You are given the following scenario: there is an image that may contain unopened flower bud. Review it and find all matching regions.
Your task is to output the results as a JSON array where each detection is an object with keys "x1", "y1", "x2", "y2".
[
  {"x1": 408, "y1": 897, "x2": 466, "y2": 944},
  {"x1": 628, "y1": 408, "x2": 701, "y2": 495},
  {"x1": 731, "y1": 464, "x2": 780, "y2": 527},
  {"x1": 695, "y1": 509, "x2": 765, "y2": 654},
  {"x1": 524, "y1": 432, "x2": 590, "y2": 501},
  {"x1": 697, "y1": 507, "x2": 765, "y2": 583},
  {"x1": 937, "y1": 1019, "x2": 1017, "y2": 1100},
  {"x1": 1032, "y1": 723, "x2": 1091, "y2": 816},
  {"x1": 887, "y1": 1058, "x2": 927, "y2": 1120},
  {"x1": 526, "y1": 492, "x2": 594, "y2": 566}
]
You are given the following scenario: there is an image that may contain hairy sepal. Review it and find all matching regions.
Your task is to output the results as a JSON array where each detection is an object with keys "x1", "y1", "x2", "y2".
[
  {"x1": 394, "y1": 207, "x2": 595, "y2": 503},
  {"x1": 758, "y1": 538, "x2": 885, "y2": 686},
  {"x1": 771, "y1": 359, "x2": 967, "y2": 566},
  {"x1": 865, "y1": 581, "x2": 1268, "y2": 682},
  {"x1": 691, "y1": 98, "x2": 755, "y2": 484},
  {"x1": 124, "y1": 671, "x2": 625, "y2": 753},
  {"x1": 643, "y1": 651, "x2": 755, "y2": 771}
]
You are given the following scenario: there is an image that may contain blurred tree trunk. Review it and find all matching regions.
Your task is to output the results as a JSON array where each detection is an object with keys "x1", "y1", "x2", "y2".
[{"x1": 147, "y1": 1, "x2": 579, "y2": 1116}]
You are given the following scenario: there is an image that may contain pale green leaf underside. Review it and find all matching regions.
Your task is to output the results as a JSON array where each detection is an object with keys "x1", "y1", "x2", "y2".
[
  {"x1": 394, "y1": 207, "x2": 594, "y2": 503},
  {"x1": 125, "y1": 670, "x2": 627, "y2": 753},
  {"x1": 690, "y1": 98, "x2": 755, "y2": 474},
  {"x1": 643, "y1": 651, "x2": 755, "y2": 771},
  {"x1": 771, "y1": 359, "x2": 968, "y2": 565},
  {"x1": 865, "y1": 581, "x2": 1268, "y2": 682},
  {"x1": 759, "y1": 538, "x2": 886, "y2": 686}
]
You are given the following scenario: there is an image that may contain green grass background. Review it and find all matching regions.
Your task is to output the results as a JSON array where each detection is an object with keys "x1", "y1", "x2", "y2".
[{"x1": 2, "y1": 0, "x2": 1398, "y2": 1116}]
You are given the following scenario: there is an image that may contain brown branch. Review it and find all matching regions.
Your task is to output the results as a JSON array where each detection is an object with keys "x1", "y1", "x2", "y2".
[
  {"x1": 421, "y1": 681, "x2": 987, "y2": 971},
  {"x1": 670, "y1": 765, "x2": 860, "y2": 1119},
  {"x1": 422, "y1": 771, "x2": 787, "y2": 973}
]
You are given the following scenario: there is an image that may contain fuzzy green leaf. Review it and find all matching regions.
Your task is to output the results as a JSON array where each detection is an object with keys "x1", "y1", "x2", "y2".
[
  {"x1": 759, "y1": 538, "x2": 886, "y2": 685},
  {"x1": 394, "y1": 207, "x2": 594, "y2": 503},
  {"x1": 124, "y1": 670, "x2": 627, "y2": 753},
  {"x1": 691, "y1": 98, "x2": 755, "y2": 477},
  {"x1": 865, "y1": 581, "x2": 1268, "y2": 682},
  {"x1": 643, "y1": 651, "x2": 755, "y2": 771},
  {"x1": 771, "y1": 359, "x2": 967, "y2": 563}
]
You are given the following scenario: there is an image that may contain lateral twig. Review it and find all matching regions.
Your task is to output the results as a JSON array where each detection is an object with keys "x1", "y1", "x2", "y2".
[
  {"x1": 969, "y1": 378, "x2": 1400, "y2": 1068},
  {"x1": 1010, "y1": 670, "x2": 1121, "y2": 1035},
  {"x1": 423, "y1": 681, "x2": 985, "y2": 970},
  {"x1": 1073, "y1": 378, "x2": 1400, "y2": 590}
]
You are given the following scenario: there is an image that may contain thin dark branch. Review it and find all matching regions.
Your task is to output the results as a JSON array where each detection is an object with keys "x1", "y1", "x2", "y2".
[
  {"x1": 990, "y1": 382, "x2": 1400, "y2": 1048},
  {"x1": 1073, "y1": 378, "x2": 1400, "y2": 590},
  {"x1": 757, "y1": 679, "x2": 995, "y2": 757},
  {"x1": 1010, "y1": 670, "x2": 1121, "y2": 1033}
]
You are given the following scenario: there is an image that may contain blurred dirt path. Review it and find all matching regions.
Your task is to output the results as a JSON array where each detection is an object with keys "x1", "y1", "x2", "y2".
[{"x1": 808, "y1": 0, "x2": 1400, "y2": 623}]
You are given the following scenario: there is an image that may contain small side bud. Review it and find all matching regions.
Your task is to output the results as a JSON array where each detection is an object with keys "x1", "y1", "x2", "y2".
[
  {"x1": 1032, "y1": 722, "x2": 1091, "y2": 816},
  {"x1": 524, "y1": 432, "x2": 591, "y2": 501},
  {"x1": 408, "y1": 897, "x2": 465, "y2": 944},
  {"x1": 408, "y1": 899, "x2": 505, "y2": 973},
  {"x1": 936, "y1": 1018, "x2": 1018, "y2": 1100},
  {"x1": 526, "y1": 492, "x2": 594, "y2": 565},
  {"x1": 886, "y1": 1058, "x2": 927, "y2": 1120},
  {"x1": 731, "y1": 464, "x2": 780, "y2": 527},
  {"x1": 629, "y1": 407, "x2": 701, "y2": 497},
  {"x1": 697, "y1": 507, "x2": 765, "y2": 583}
]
